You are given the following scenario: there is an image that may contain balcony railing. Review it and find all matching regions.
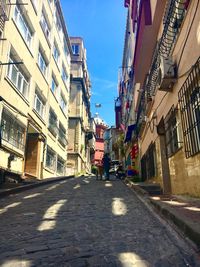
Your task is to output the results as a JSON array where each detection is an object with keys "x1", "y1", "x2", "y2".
[{"x1": 144, "y1": 0, "x2": 189, "y2": 97}]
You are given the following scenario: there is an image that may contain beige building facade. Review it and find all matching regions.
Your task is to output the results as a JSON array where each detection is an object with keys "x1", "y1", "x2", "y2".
[
  {"x1": 120, "y1": 0, "x2": 200, "y2": 197},
  {"x1": 68, "y1": 37, "x2": 93, "y2": 175},
  {"x1": 0, "y1": 0, "x2": 71, "y2": 182}
]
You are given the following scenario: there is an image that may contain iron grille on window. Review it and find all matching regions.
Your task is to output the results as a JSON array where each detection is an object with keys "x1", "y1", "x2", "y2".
[
  {"x1": 140, "y1": 142, "x2": 156, "y2": 181},
  {"x1": 178, "y1": 57, "x2": 200, "y2": 158},
  {"x1": 57, "y1": 157, "x2": 65, "y2": 175},
  {"x1": 164, "y1": 106, "x2": 182, "y2": 157},
  {"x1": 46, "y1": 146, "x2": 56, "y2": 171},
  {"x1": 1, "y1": 109, "x2": 25, "y2": 150},
  {"x1": 48, "y1": 109, "x2": 58, "y2": 136}
]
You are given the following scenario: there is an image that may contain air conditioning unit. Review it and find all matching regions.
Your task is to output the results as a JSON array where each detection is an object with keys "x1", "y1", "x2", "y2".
[{"x1": 157, "y1": 56, "x2": 177, "y2": 91}]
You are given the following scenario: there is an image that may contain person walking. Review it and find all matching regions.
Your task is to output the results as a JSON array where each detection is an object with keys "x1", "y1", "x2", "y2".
[
  {"x1": 96, "y1": 159, "x2": 103, "y2": 180},
  {"x1": 102, "y1": 153, "x2": 111, "y2": 180}
]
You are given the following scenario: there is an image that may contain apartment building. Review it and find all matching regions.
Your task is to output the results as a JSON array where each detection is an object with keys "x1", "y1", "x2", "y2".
[
  {"x1": 68, "y1": 37, "x2": 93, "y2": 175},
  {"x1": 121, "y1": 0, "x2": 200, "y2": 197},
  {"x1": 0, "y1": 0, "x2": 71, "y2": 182},
  {"x1": 93, "y1": 115, "x2": 108, "y2": 166}
]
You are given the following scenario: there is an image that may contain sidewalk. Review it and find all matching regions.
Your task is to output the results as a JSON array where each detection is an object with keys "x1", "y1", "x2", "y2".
[
  {"x1": 0, "y1": 175, "x2": 74, "y2": 199},
  {"x1": 125, "y1": 179, "x2": 200, "y2": 250}
]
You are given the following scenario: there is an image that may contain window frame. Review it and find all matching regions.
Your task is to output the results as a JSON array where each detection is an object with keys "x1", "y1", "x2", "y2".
[
  {"x1": 13, "y1": 5, "x2": 32, "y2": 48},
  {"x1": 45, "y1": 145, "x2": 56, "y2": 171},
  {"x1": 178, "y1": 57, "x2": 200, "y2": 158},
  {"x1": 1, "y1": 108, "x2": 25, "y2": 151},
  {"x1": 72, "y1": 44, "x2": 79, "y2": 55},
  {"x1": 34, "y1": 89, "x2": 45, "y2": 119},
  {"x1": 7, "y1": 56, "x2": 30, "y2": 99},
  {"x1": 48, "y1": 108, "x2": 58, "y2": 136},
  {"x1": 57, "y1": 156, "x2": 65, "y2": 175},
  {"x1": 40, "y1": 11, "x2": 51, "y2": 41},
  {"x1": 164, "y1": 106, "x2": 183, "y2": 157},
  {"x1": 38, "y1": 49, "x2": 48, "y2": 78}
]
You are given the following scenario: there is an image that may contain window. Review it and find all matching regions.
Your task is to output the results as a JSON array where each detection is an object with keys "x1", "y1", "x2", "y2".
[
  {"x1": 48, "y1": 108, "x2": 58, "y2": 136},
  {"x1": 63, "y1": 39, "x2": 69, "y2": 58},
  {"x1": 46, "y1": 146, "x2": 56, "y2": 171},
  {"x1": 40, "y1": 11, "x2": 50, "y2": 40},
  {"x1": 34, "y1": 90, "x2": 45, "y2": 118},
  {"x1": 141, "y1": 142, "x2": 157, "y2": 181},
  {"x1": 53, "y1": 43, "x2": 60, "y2": 64},
  {"x1": 58, "y1": 123, "x2": 67, "y2": 147},
  {"x1": 51, "y1": 75, "x2": 57, "y2": 94},
  {"x1": 7, "y1": 55, "x2": 29, "y2": 99},
  {"x1": 13, "y1": 5, "x2": 32, "y2": 48},
  {"x1": 178, "y1": 57, "x2": 200, "y2": 158},
  {"x1": 61, "y1": 66, "x2": 68, "y2": 84},
  {"x1": 55, "y1": 11, "x2": 62, "y2": 32},
  {"x1": 38, "y1": 50, "x2": 48, "y2": 77},
  {"x1": 1, "y1": 109, "x2": 25, "y2": 151},
  {"x1": 165, "y1": 107, "x2": 182, "y2": 157},
  {"x1": 60, "y1": 93, "x2": 66, "y2": 112},
  {"x1": 57, "y1": 156, "x2": 65, "y2": 175},
  {"x1": 71, "y1": 44, "x2": 79, "y2": 55}
]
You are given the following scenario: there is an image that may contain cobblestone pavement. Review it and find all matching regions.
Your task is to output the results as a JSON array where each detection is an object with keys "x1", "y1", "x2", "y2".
[{"x1": 0, "y1": 176, "x2": 199, "y2": 267}]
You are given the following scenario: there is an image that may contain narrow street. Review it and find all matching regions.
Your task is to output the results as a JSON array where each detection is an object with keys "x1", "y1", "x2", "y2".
[{"x1": 0, "y1": 176, "x2": 199, "y2": 267}]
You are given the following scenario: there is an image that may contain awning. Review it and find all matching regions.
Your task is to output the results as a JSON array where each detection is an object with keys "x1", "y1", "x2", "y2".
[{"x1": 124, "y1": 124, "x2": 136, "y2": 143}]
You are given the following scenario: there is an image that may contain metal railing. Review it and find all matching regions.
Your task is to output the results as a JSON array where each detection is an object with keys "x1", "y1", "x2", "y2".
[
  {"x1": 145, "y1": 0, "x2": 189, "y2": 97},
  {"x1": 0, "y1": 0, "x2": 10, "y2": 21}
]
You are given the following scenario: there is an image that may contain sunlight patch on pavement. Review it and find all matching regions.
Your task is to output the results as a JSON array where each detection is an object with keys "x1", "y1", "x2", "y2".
[
  {"x1": 45, "y1": 184, "x2": 60, "y2": 191},
  {"x1": 105, "y1": 182, "x2": 113, "y2": 187},
  {"x1": 163, "y1": 200, "x2": 187, "y2": 206},
  {"x1": 112, "y1": 198, "x2": 127, "y2": 216},
  {"x1": 74, "y1": 183, "x2": 81, "y2": 189},
  {"x1": 38, "y1": 199, "x2": 67, "y2": 231},
  {"x1": 24, "y1": 193, "x2": 42, "y2": 199},
  {"x1": 118, "y1": 252, "x2": 149, "y2": 267},
  {"x1": 37, "y1": 220, "x2": 56, "y2": 231},
  {"x1": 83, "y1": 179, "x2": 90, "y2": 184},
  {"x1": 184, "y1": 206, "x2": 200, "y2": 212},
  {"x1": 1, "y1": 259, "x2": 32, "y2": 267},
  {"x1": 0, "y1": 202, "x2": 21, "y2": 215}
]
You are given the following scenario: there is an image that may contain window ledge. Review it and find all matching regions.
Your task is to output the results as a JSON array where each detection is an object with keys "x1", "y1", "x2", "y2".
[
  {"x1": 47, "y1": 131, "x2": 56, "y2": 142},
  {"x1": 5, "y1": 77, "x2": 30, "y2": 106},
  {"x1": 32, "y1": 109, "x2": 46, "y2": 125},
  {"x1": 44, "y1": 166, "x2": 55, "y2": 174},
  {"x1": 59, "y1": 105, "x2": 68, "y2": 119},
  {"x1": 1, "y1": 140, "x2": 25, "y2": 157}
]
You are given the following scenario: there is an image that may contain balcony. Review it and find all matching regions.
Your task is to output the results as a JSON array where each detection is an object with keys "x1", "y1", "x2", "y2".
[{"x1": 144, "y1": 0, "x2": 189, "y2": 98}]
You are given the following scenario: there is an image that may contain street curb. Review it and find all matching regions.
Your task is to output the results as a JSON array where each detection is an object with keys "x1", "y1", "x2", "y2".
[
  {"x1": 124, "y1": 178, "x2": 200, "y2": 249},
  {"x1": 0, "y1": 175, "x2": 74, "y2": 199},
  {"x1": 149, "y1": 198, "x2": 200, "y2": 248}
]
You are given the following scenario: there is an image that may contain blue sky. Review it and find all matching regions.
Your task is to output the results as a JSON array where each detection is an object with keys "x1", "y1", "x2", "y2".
[{"x1": 60, "y1": 0, "x2": 127, "y2": 126}]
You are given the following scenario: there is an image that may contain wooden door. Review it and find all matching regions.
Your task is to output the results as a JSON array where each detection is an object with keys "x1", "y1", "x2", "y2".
[{"x1": 24, "y1": 134, "x2": 39, "y2": 177}]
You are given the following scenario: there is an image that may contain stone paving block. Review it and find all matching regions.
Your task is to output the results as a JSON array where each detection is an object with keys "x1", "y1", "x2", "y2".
[{"x1": 0, "y1": 176, "x2": 199, "y2": 266}]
